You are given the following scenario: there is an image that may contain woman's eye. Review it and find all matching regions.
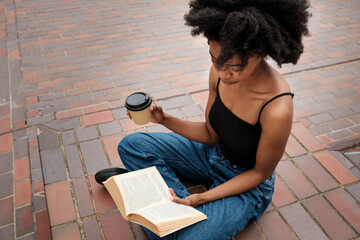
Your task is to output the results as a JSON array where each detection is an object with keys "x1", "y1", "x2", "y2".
[{"x1": 231, "y1": 66, "x2": 243, "y2": 72}]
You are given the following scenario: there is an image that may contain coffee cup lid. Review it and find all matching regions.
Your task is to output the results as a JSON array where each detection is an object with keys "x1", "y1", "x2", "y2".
[{"x1": 125, "y1": 92, "x2": 152, "y2": 111}]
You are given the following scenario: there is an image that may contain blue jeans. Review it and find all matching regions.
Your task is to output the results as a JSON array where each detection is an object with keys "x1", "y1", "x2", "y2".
[{"x1": 118, "y1": 132, "x2": 275, "y2": 240}]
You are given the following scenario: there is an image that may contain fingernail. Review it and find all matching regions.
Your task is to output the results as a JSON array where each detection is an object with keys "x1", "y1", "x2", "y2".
[{"x1": 170, "y1": 196, "x2": 174, "y2": 201}]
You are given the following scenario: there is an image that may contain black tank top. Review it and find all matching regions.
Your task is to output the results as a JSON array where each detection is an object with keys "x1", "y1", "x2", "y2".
[{"x1": 209, "y1": 78, "x2": 294, "y2": 169}]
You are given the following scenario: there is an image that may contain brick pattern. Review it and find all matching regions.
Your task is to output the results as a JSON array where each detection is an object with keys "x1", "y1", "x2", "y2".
[{"x1": 0, "y1": 0, "x2": 359, "y2": 239}]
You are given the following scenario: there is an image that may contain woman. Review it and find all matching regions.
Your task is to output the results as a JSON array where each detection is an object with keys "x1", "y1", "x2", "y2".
[{"x1": 117, "y1": 1, "x2": 311, "y2": 239}]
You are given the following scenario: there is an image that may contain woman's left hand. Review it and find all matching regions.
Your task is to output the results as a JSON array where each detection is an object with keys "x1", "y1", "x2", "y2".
[{"x1": 169, "y1": 188, "x2": 204, "y2": 208}]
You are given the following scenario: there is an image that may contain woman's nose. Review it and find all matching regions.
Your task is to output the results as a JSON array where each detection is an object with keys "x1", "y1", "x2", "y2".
[{"x1": 218, "y1": 68, "x2": 232, "y2": 79}]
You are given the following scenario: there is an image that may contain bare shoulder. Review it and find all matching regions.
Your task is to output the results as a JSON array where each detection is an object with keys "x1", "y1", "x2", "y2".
[
  {"x1": 208, "y1": 65, "x2": 219, "y2": 92},
  {"x1": 260, "y1": 91, "x2": 293, "y2": 135}
]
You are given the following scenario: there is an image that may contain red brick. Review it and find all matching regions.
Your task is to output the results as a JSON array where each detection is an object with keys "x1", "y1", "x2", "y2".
[
  {"x1": 81, "y1": 110, "x2": 114, "y2": 127},
  {"x1": 190, "y1": 91, "x2": 209, "y2": 104},
  {"x1": 319, "y1": 135, "x2": 332, "y2": 144},
  {"x1": 234, "y1": 221, "x2": 264, "y2": 240},
  {"x1": 284, "y1": 135, "x2": 307, "y2": 157},
  {"x1": 65, "y1": 87, "x2": 88, "y2": 96},
  {"x1": 272, "y1": 176, "x2": 296, "y2": 207},
  {"x1": 325, "y1": 188, "x2": 360, "y2": 232},
  {"x1": 0, "y1": 133, "x2": 12, "y2": 153},
  {"x1": 102, "y1": 135, "x2": 124, "y2": 167},
  {"x1": 15, "y1": 179, "x2": 31, "y2": 207},
  {"x1": 26, "y1": 109, "x2": 40, "y2": 118},
  {"x1": 68, "y1": 99, "x2": 93, "y2": 109},
  {"x1": 294, "y1": 155, "x2": 338, "y2": 192},
  {"x1": 56, "y1": 108, "x2": 83, "y2": 120},
  {"x1": 32, "y1": 181, "x2": 44, "y2": 193},
  {"x1": 0, "y1": 197, "x2": 13, "y2": 226},
  {"x1": 276, "y1": 161, "x2": 318, "y2": 199},
  {"x1": 51, "y1": 222, "x2": 81, "y2": 240},
  {"x1": 303, "y1": 195, "x2": 357, "y2": 239},
  {"x1": 257, "y1": 211, "x2": 296, "y2": 240},
  {"x1": 13, "y1": 120, "x2": 26, "y2": 131},
  {"x1": 0, "y1": 103, "x2": 10, "y2": 117},
  {"x1": 0, "y1": 117, "x2": 10, "y2": 133},
  {"x1": 90, "y1": 82, "x2": 114, "y2": 91},
  {"x1": 72, "y1": 177, "x2": 94, "y2": 218},
  {"x1": 291, "y1": 123, "x2": 326, "y2": 152},
  {"x1": 37, "y1": 79, "x2": 62, "y2": 88},
  {"x1": 35, "y1": 209, "x2": 52, "y2": 240},
  {"x1": 134, "y1": 46, "x2": 153, "y2": 54},
  {"x1": 75, "y1": 80, "x2": 99, "y2": 88},
  {"x1": 45, "y1": 181, "x2": 77, "y2": 226},
  {"x1": 0, "y1": 47, "x2": 5, "y2": 56},
  {"x1": 10, "y1": 49, "x2": 19, "y2": 60},
  {"x1": 83, "y1": 102, "x2": 110, "y2": 114},
  {"x1": 313, "y1": 150, "x2": 357, "y2": 185},
  {"x1": 14, "y1": 157, "x2": 30, "y2": 181},
  {"x1": 100, "y1": 211, "x2": 134, "y2": 240},
  {"x1": 298, "y1": 118, "x2": 312, "y2": 128},
  {"x1": 88, "y1": 174, "x2": 116, "y2": 213}
]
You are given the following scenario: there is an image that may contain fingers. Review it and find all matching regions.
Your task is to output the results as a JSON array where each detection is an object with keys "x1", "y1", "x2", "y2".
[
  {"x1": 169, "y1": 188, "x2": 191, "y2": 206},
  {"x1": 150, "y1": 104, "x2": 162, "y2": 112},
  {"x1": 169, "y1": 188, "x2": 176, "y2": 197}
]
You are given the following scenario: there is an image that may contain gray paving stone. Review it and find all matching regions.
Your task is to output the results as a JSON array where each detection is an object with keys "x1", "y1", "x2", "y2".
[
  {"x1": 80, "y1": 139, "x2": 109, "y2": 174},
  {"x1": 61, "y1": 130, "x2": 76, "y2": 145},
  {"x1": 33, "y1": 195, "x2": 47, "y2": 212},
  {"x1": 113, "y1": 107, "x2": 128, "y2": 119},
  {"x1": 331, "y1": 151, "x2": 354, "y2": 169},
  {"x1": 346, "y1": 182, "x2": 360, "y2": 203},
  {"x1": 0, "y1": 225, "x2": 14, "y2": 240},
  {"x1": 38, "y1": 127, "x2": 60, "y2": 151},
  {"x1": 27, "y1": 115, "x2": 55, "y2": 126},
  {"x1": 64, "y1": 145, "x2": 84, "y2": 178},
  {"x1": 42, "y1": 117, "x2": 81, "y2": 131},
  {"x1": 17, "y1": 233, "x2": 36, "y2": 240},
  {"x1": 279, "y1": 203, "x2": 328, "y2": 240},
  {"x1": 12, "y1": 129, "x2": 27, "y2": 140},
  {"x1": 0, "y1": 173, "x2": 13, "y2": 198},
  {"x1": 13, "y1": 138, "x2": 29, "y2": 160},
  {"x1": 308, "y1": 113, "x2": 334, "y2": 125},
  {"x1": 98, "y1": 121, "x2": 122, "y2": 136},
  {"x1": 344, "y1": 151, "x2": 360, "y2": 169},
  {"x1": 30, "y1": 169, "x2": 43, "y2": 182},
  {"x1": 180, "y1": 104, "x2": 203, "y2": 118},
  {"x1": 0, "y1": 152, "x2": 12, "y2": 174},
  {"x1": 76, "y1": 126, "x2": 98, "y2": 142},
  {"x1": 158, "y1": 95, "x2": 194, "y2": 110},
  {"x1": 330, "y1": 107, "x2": 354, "y2": 119},
  {"x1": 40, "y1": 148, "x2": 67, "y2": 184}
]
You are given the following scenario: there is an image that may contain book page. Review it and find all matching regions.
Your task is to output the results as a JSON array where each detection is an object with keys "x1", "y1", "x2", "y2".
[
  {"x1": 133, "y1": 201, "x2": 203, "y2": 224},
  {"x1": 115, "y1": 167, "x2": 171, "y2": 213}
]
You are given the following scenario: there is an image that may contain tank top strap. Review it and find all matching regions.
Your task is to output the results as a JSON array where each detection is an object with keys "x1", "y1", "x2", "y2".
[
  {"x1": 216, "y1": 77, "x2": 221, "y2": 94},
  {"x1": 257, "y1": 92, "x2": 294, "y2": 122}
]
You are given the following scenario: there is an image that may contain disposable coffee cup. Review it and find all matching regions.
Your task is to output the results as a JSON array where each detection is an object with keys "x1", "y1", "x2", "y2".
[{"x1": 125, "y1": 92, "x2": 152, "y2": 125}]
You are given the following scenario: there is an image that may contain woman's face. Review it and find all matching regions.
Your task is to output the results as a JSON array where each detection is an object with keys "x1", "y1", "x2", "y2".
[{"x1": 209, "y1": 41, "x2": 261, "y2": 85}]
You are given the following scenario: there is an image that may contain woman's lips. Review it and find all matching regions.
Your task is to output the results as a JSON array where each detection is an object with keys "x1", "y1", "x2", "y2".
[{"x1": 221, "y1": 79, "x2": 237, "y2": 85}]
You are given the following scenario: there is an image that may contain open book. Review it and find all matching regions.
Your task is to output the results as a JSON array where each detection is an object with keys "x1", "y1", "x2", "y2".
[{"x1": 103, "y1": 166, "x2": 207, "y2": 237}]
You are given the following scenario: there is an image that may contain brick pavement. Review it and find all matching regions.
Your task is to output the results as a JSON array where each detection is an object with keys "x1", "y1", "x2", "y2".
[{"x1": 0, "y1": 0, "x2": 359, "y2": 239}]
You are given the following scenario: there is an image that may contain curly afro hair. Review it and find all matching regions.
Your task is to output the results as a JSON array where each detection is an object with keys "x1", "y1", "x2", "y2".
[{"x1": 184, "y1": 0, "x2": 311, "y2": 68}]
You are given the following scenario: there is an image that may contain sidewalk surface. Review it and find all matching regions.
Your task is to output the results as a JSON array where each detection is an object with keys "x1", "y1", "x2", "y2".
[{"x1": 0, "y1": 0, "x2": 359, "y2": 239}]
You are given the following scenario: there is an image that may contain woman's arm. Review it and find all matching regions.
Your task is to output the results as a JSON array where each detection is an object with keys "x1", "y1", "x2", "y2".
[
  {"x1": 151, "y1": 66, "x2": 219, "y2": 145},
  {"x1": 171, "y1": 95, "x2": 293, "y2": 207}
]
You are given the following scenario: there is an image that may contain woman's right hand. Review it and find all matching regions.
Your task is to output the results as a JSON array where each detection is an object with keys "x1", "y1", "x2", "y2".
[{"x1": 149, "y1": 103, "x2": 166, "y2": 124}]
